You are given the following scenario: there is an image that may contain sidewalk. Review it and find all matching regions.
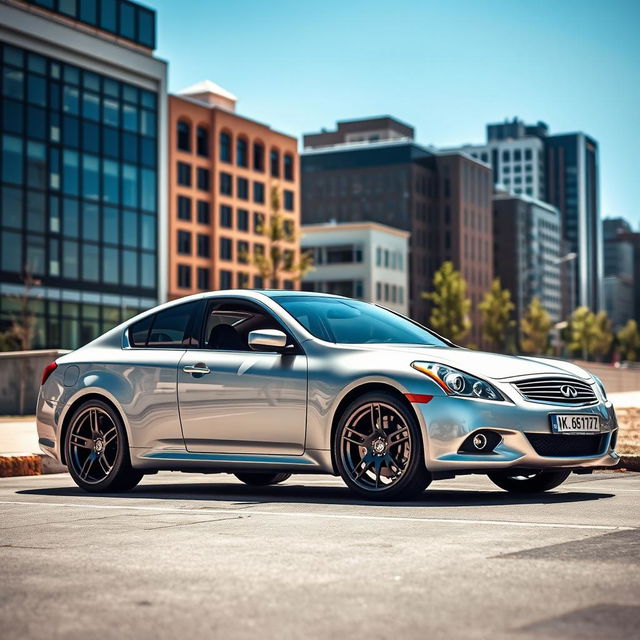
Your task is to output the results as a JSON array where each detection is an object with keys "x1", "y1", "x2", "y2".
[{"x1": 0, "y1": 416, "x2": 66, "y2": 476}]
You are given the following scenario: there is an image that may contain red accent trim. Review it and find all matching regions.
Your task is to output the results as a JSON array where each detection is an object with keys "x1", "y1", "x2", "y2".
[
  {"x1": 405, "y1": 393, "x2": 433, "y2": 404},
  {"x1": 41, "y1": 361, "x2": 57, "y2": 386}
]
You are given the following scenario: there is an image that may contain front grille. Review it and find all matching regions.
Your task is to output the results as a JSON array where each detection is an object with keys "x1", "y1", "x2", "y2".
[
  {"x1": 526, "y1": 433, "x2": 606, "y2": 457},
  {"x1": 513, "y1": 377, "x2": 597, "y2": 405}
]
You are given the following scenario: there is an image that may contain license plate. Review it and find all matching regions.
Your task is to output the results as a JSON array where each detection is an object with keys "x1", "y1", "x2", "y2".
[{"x1": 550, "y1": 414, "x2": 601, "y2": 433}]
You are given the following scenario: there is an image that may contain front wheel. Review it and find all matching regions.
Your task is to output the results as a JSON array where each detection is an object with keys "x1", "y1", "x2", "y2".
[
  {"x1": 487, "y1": 469, "x2": 571, "y2": 493},
  {"x1": 234, "y1": 472, "x2": 292, "y2": 486},
  {"x1": 65, "y1": 399, "x2": 143, "y2": 493},
  {"x1": 334, "y1": 392, "x2": 431, "y2": 500}
]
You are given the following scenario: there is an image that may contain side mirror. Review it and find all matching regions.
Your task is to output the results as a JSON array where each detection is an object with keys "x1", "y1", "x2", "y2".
[{"x1": 248, "y1": 329, "x2": 288, "y2": 352}]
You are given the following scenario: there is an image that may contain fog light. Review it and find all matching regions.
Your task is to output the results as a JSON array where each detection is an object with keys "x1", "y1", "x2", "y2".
[{"x1": 472, "y1": 433, "x2": 488, "y2": 450}]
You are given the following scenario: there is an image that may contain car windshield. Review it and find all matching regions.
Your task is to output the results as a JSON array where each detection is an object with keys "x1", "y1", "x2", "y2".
[{"x1": 273, "y1": 296, "x2": 449, "y2": 346}]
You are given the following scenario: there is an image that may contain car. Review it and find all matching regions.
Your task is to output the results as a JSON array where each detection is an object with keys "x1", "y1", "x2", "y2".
[{"x1": 36, "y1": 290, "x2": 620, "y2": 500}]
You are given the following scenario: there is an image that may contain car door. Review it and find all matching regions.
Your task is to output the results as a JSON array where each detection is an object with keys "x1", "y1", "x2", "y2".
[{"x1": 177, "y1": 297, "x2": 308, "y2": 455}]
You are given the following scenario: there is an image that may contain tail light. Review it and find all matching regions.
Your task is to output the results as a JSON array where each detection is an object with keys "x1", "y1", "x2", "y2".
[{"x1": 41, "y1": 361, "x2": 58, "y2": 386}]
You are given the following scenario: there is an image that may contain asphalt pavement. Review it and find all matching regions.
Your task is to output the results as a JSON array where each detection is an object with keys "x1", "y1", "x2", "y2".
[{"x1": 1, "y1": 471, "x2": 639, "y2": 640}]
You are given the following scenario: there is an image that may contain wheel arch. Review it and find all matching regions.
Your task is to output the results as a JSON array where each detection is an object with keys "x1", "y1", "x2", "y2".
[
  {"x1": 328, "y1": 381, "x2": 422, "y2": 475},
  {"x1": 58, "y1": 391, "x2": 131, "y2": 466}
]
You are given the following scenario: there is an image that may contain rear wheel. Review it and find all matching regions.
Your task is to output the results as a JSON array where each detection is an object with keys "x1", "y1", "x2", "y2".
[
  {"x1": 234, "y1": 472, "x2": 292, "y2": 486},
  {"x1": 487, "y1": 469, "x2": 571, "y2": 493},
  {"x1": 65, "y1": 399, "x2": 143, "y2": 493},
  {"x1": 334, "y1": 392, "x2": 431, "y2": 500}
]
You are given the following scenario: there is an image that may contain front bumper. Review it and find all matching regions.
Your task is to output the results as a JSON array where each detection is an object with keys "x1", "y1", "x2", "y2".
[{"x1": 412, "y1": 394, "x2": 619, "y2": 472}]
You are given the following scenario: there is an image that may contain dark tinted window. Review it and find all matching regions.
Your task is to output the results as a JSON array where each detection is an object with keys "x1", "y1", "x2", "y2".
[
  {"x1": 274, "y1": 296, "x2": 448, "y2": 346},
  {"x1": 129, "y1": 301, "x2": 198, "y2": 348},
  {"x1": 129, "y1": 313, "x2": 154, "y2": 347},
  {"x1": 201, "y1": 300, "x2": 288, "y2": 351}
]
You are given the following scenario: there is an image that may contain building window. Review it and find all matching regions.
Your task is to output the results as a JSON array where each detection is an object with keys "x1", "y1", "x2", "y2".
[
  {"x1": 177, "y1": 195, "x2": 191, "y2": 220},
  {"x1": 219, "y1": 131, "x2": 232, "y2": 162},
  {"x1": 177, "y1": 230, "x2": 191, "y2": 255},
  {"x1": 219, "y1": 205, "x2": 232, "y2": 228},
  {"x1": 525, "y1": 149, "x2": 532, "y2": 161},
  {"x1": 253, "y1": 142, "x2": 264, "y2": 171},
  {"x1": 283, "y1": 190, "x2": 294, "y2": 211},
  {"x1": 220, "y1": 269, "x2": 232, "y2": 288},
  {"x1": 197, "y1": 201, "x2": 210, "y2": 224},
  {"x1": 197, "y1": 234, "x2": 210, "y2": 258},
  {"x1": 514, "y1": 149, "x2": 522, "y2": 161},
  {"x1": 237, "y1": 137, "x2": 248, "y2": 167},
  {"x1": 197, "y1": 267, "x2": 210, "y2": 290},
  {"x1": 177, "y1": 121, "x2": 190, "y2": 152},
  {"x1": 253, "y1": 212, "x2": 265, "y2": 234},
  {"x1": 220, "y1": 237, "x2": 233, "y2": 261},
  {"x1": 376, "y1": 282, "x2": 382, "y2": 300},
  {"x1": 177, "y1": 264, "x2": 191, "y2": 288},
  {"x1": 238, "y1": 272, "x2": 250, "y2": 288},
  {"x1": 197, "y1": 167, "x2": 210, "y2": 191},
  {"x1": 237, "y1": 177, "x2": 249, "y2": 200},
  {"x1": 284, "y1": 154, "x2": 294, "y2": 181},
  {"x1": 253, "y1": 181, "x2": 265, "y2": 204},
  {"x1": 237, "y1": 209, "x2": 249, "y2": 231},
  {"x1": 196, "y1": 126, "x2": 209, "y2": 157},
  {"x1": 177, "y1": 162, "x2": 191, "y2": 186},
  {"x1": 502, "y1": 150, "x2": 510, "y2": 162},
  {"x1": 238, "y1": 241, "x2": 249, "y2": 264},
  {"x1": 220, "y1": 172, "x2": 232, "y2": 196},
  {"x1": 270, "y1": 149, "x2": 280, "y2": 177},
  {"x1": 254, "y1": 275, "x2": 264, "y2": 288}
]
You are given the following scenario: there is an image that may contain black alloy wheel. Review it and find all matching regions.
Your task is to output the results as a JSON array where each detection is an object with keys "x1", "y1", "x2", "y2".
[
  {"x1": 334, "y1": 392, "x2": 431, "y2": 500},
  {"x1": 65, "y1": 399, "x2": 143, "y2": 492}
]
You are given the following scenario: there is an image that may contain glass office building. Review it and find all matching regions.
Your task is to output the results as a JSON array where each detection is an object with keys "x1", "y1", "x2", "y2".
[{"x1": 0, "y1": 0, "x2": 166, "y2": 349}]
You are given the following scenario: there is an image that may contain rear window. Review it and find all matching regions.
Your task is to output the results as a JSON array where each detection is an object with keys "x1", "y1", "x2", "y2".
[{"x1": 129, "y1": 302, "x2": 198, "y2": 348}]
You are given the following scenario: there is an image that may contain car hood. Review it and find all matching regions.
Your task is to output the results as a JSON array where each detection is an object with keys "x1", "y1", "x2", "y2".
[{"x1": 352, "y1": 344, "x2": 593, "y2": 381}]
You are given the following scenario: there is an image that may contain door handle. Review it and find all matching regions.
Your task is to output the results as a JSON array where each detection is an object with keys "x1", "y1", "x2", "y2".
[{"x1": 183, "y1": 363, "x2": 211, "y2": 375}]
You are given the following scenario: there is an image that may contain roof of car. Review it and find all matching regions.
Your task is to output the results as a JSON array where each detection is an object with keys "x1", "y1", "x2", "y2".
[{"x1": 255, "y1": 290, "x2": 345, "y2": 299}]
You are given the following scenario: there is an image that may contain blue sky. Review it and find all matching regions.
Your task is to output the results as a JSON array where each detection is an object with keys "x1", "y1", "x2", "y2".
[{"x1": 148, "y1": 0, "x2": 640, "y2": 226}]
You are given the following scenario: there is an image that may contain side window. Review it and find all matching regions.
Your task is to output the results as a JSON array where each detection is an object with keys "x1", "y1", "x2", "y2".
[
  {"x1": 201, "y1": 300, "x2": 289, "y2": 351},
  {"x1": 130, "y1": 314, "x2": 154, "y2": 347},
  {"x1": 129, "y1": 302, "x2": 198, "y2": 348}
]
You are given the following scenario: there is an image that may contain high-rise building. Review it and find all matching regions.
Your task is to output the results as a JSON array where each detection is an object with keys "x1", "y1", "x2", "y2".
[
  {"x1": 301, "y1": 221, "x2": 410, "y2": 315},
  {"x1": 168, "y1": 81, "x2": 300, "y2": 299},
  {"x1": 0, "y1": 0, "x2": 167, "y2": 349},
  {"x1": 301, "y1": 117, "x2": 493, "y2": 346},
  {"x1": 602, "y1": 217, "x2": 634, "y2": 329},
  {"x1": 447, "y1": 118, "x2": 602, "y2": 313},
  {"x1": 493, "y1": 191, "x2": 562, "y2": 332},
  {"x1": 545, "y1": 133, "x2": 601, "y2": 313}
]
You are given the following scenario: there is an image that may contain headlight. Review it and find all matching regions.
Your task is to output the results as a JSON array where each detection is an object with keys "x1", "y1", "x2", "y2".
[
  {"x1": 592, "y1": 375, "x2": 608, "y2": 402},
  {"x1": 411, "y1": 361, "x2": 505, "y2": 401}
]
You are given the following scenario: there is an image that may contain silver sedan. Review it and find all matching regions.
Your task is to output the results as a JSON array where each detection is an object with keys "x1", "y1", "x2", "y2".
[{"x1": 36, "y1": 290, "x2": 619, "y2": 500}]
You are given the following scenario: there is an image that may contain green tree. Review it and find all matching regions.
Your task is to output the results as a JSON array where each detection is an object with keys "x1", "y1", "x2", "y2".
[
  {"x1": 422, "y1": 261, "x2": 471, "y2": 343},
  {"x1": 247, "y1": 186, "x2": 312, "y2": 288},
  {"x1": 569, "y1": 306, "x2": 597, "y2": 360},
  {"x1": 617, "y1": 319, "x2": 640, "y2": 361},
  {"x1": 592, "y1": 310, "x2": 613, "y2": 361},
  {"x1": 478, "y1": 278, "x2": 514, "y2": 352},
  {"x1": 520, "y1": 297, "x2": 552, "y2": 355}
]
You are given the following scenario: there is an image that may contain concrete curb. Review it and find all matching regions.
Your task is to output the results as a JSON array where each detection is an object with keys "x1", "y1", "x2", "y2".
[{"x1": 0, "y1": 454, "x2": 67, "y2": 478}]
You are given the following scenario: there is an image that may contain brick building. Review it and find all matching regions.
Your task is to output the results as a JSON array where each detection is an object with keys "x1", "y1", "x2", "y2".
[{"x1": 168, "y1": 81, "x2": 299, "y2": 299}]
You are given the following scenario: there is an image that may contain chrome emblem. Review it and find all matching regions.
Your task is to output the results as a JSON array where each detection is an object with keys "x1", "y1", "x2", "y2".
[{"x1": 560, "y1": 385, "x2": 578, "y2": 398}]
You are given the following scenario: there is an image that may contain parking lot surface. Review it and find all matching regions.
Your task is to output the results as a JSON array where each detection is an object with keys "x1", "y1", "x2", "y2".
[{"x1": 1, "y1": 471, "x2": 639, "y2": 639}]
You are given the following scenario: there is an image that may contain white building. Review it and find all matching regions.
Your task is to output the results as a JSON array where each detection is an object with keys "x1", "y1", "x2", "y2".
[
  {"x1": 301, "y1": 222, "x2": 410, "y2": 315},
  {"x1": 448, "y1": 136, "x2": 546, "y2": 201}
]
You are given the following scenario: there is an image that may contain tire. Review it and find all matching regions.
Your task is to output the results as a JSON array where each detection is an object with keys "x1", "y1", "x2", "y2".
[
  {"x1": 487, "y1": 469, "x2": 571, "y2": 493},
  {"x1": 234, "y1": 472, "x2": 292, "y2": 486},
  {"x1": 64, "y1": 399, "x2": 143, "y2": 493},
  {"x1": 334, "y1": 391, "x2": 431, "y2": 500}
]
